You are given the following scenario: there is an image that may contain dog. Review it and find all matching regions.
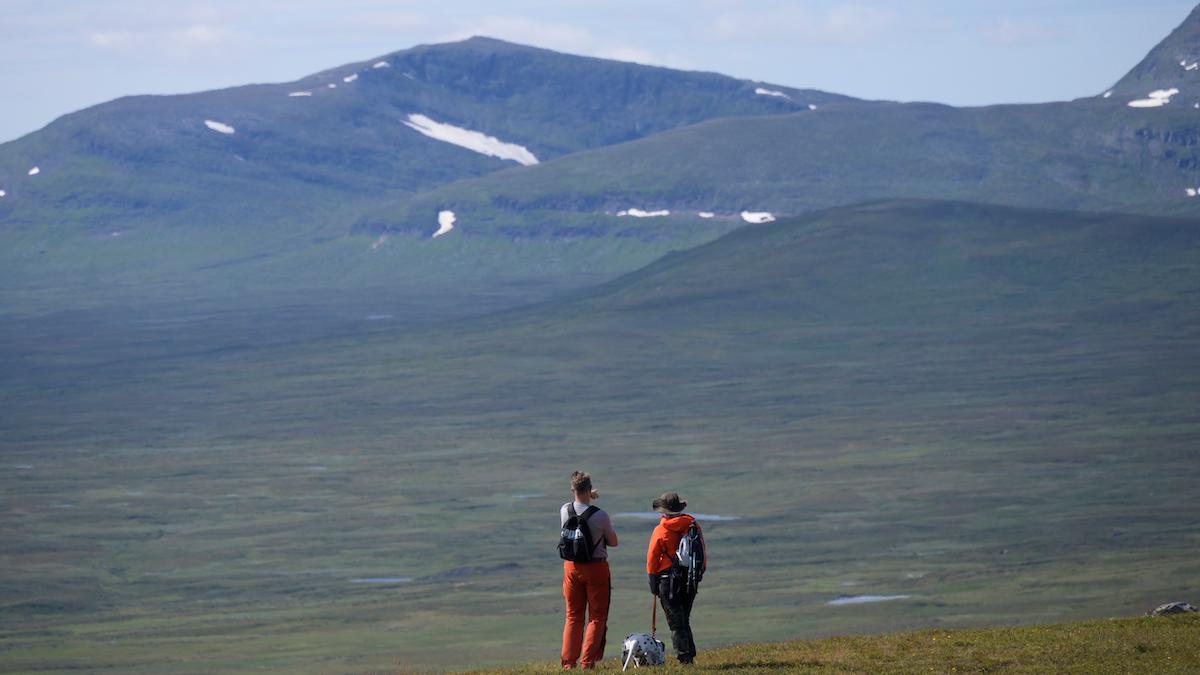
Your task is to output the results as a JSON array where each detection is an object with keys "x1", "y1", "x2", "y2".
[{"x1": 621, "y1": 632, "x2": 665, "y2": 670}]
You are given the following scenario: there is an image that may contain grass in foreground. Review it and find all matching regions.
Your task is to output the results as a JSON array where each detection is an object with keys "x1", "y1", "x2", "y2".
[{"x1": 468, "y1": 614, "x2": 1200, "y2": 674}]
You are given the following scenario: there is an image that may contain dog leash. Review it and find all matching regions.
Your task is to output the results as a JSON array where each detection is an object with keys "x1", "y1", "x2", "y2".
[{"x1": 651, "y1": 594, "x2": 657, "y2": 639}]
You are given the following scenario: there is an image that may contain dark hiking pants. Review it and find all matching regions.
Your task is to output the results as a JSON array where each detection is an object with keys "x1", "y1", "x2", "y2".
[{"x1": 656, "y1": 574, "x2": 697, "y2": 663}]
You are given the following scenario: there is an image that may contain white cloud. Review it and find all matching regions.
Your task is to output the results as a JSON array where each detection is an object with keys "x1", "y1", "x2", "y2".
[
  {"x1": 437, "y1": 16, "x2": 593, "y2": 52},
  {"x1": 86, "y1": 23, "x2": 236, "y2": 55},
  {"x1": 593, "y1": 45, "x2": 667, "y2": 66},
  {"x1": 335, "y1": 10, "x2": 429, "y2": 32},
  {"x1": 825, "y1": 5, "x2": 895, "y2": 42},
  {"x1": 435, "y1": 15, "x2": 689, "y2": 69},
  {"x1": 706, "y1": 4, "x2": 897, "y2": 44},
  {"x1": 981, "y1": 17, "x2": 1066, "y2": 47}
]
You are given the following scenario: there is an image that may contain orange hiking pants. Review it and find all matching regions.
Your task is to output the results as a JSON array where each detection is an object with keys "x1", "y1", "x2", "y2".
[{"x1": 561, "y1": 560, "x2": 610, "y2": 668}]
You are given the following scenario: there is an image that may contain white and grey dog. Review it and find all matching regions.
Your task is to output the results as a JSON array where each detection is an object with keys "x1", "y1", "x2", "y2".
[{"x1": 621, "y1": 632, "x2": 665, "y2": 670}]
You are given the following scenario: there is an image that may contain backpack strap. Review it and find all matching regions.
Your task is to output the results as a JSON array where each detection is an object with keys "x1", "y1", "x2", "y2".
[{"x1": 578, "y1": 506, "x2": 603, "y2": 551}]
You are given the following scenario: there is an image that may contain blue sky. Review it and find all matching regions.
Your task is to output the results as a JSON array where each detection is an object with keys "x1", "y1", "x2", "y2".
[{"x1": 0, "y1": 0, "x2": 1195, "y2": 142}]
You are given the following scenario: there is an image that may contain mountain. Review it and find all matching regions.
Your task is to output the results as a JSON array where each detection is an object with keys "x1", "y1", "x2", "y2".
[
  {"x1": 5, "y1": 8, "x2": 1200, "y2": 314},
  {"x1": 1110, "y1": 4, "x2": 1200, "y2": 99},
  {"x1": 0, "y1": 36, "x2": 841, "y2": 230},
  {"x1": 0, "y1": 37, "x2": 849, "y2": 313}
]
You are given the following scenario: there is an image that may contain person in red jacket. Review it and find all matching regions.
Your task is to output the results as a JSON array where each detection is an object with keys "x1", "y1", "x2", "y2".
[{"x1": 645, "y1": 491, "x2": 705, "y2": 665}]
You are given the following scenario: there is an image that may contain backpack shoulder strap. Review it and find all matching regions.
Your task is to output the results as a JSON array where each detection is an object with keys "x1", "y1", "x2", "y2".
[{"x1": 579, "y1": 506, "x2": 604, "y2": 551}]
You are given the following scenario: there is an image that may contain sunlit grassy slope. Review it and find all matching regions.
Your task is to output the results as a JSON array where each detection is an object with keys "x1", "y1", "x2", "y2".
[{"x1": 470, "y1": 614, "x2": 1200, "y2": 674}]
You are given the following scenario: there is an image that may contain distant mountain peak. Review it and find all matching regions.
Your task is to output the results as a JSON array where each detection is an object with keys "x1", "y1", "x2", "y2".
[
  {"x1": 411, "y1": 35, "x2": 553, "y2": 56},
  {"x1": 1109, "y1": 4, "x2": 1200, "y2": 99},
  {"x1": 458, "y1": 35, "x2": 521, "y2": 46}
]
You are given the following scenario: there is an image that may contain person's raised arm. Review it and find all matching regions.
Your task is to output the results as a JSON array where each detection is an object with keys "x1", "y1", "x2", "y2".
[{"x1": 605, "y1": 515, "x2": 618, "y2": 547}]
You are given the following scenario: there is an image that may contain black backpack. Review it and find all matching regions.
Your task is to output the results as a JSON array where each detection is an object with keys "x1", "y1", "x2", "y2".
[
  {"x1": 672, "y1": 521, "x2": 705, "y2": 595},
  {"x1": 558, "y1": 504, "x2": 601, "y2": 562}
]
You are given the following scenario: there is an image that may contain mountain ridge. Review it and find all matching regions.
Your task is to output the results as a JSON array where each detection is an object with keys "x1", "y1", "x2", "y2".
[
  {"x1": 1111, "y1": 4, "x2": 1200, "y2": 98},
  {"x1": 0, "y1": 34, "x2": 840, "y2": 226},
  {"x1": 5, "y1": 11, "x2": 1200, "y2": 313}
]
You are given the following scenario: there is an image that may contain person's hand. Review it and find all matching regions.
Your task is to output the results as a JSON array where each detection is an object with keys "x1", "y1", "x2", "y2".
[{"x1": 648, "y1": 573, "x2": 659, "y2": 595}]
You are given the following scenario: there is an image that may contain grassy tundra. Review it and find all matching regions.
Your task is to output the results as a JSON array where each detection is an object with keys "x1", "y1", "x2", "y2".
[{"x1": 2, "y1": 202, "x2": 1198, "y2": 672}]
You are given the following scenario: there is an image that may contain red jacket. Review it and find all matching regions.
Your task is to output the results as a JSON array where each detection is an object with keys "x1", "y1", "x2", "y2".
[{"x1": 646, "y1": 513, "x2": 706, "y2": 574}]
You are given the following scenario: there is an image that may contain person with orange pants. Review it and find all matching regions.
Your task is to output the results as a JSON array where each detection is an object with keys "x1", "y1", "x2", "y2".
[
  {"x1": 559, "y1": 471, "x2": 618, "y2": 669},
  {"x1": 646, "y1": 491, "x2": 706, "y2": 665}
]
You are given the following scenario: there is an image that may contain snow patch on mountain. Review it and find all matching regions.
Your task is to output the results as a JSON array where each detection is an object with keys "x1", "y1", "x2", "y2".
[
  {"x1": 698, "y1": 212, "x2": 715, "y2": 218},
  {"x1": 328, "y1": 83, "x2": 337, "y2": 89},
  {"x1": 1187, "y1": 188, "x2": 1198, "y2": 197},
  {"x1": 288, "y1": 91, "x2": 312, "y2": 97},
  {"x1": 402, "y1": 114, "x2": 539, "y2": 166},
  {"x1": 343, "y1": 74, "x2": 358, "y2": 83},
  {"x1": 373, "y1": 61, "x2": 390, "y2": 69},
  {"x1": 617, "y1": 208, "x2": 670, "y2": 217},
  {"x1": 27, "y1": 166, "x2": 40, "y2": 176},
  {"x1": 433, "y1": 210, "x2": 456, "y2": 238},
  {"x1": 1102, "y1": 90, "x2": 1113, "y2": 98},
  {"x1": 204, "y1": 120, "x2": 236, "y2": 134},
  {"x1": 809, "y1": 104, "x2": 818, "y2": 111},
  {"x1": 741, "y1": 211, "x2": 775, "y2": 224},
  {"x1": 1128, "y1": 88, "x2": 1179, "y2": 108},
  {"x1": 0, "y1": 190, "x2": 6, "y2": 198},
  {"x1": 755, "y1": 87, "x2": 789, "y2": 99}
]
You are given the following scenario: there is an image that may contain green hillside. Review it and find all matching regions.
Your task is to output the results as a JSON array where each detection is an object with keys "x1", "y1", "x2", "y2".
[
  {"x1": 0, "y1": 36, "x2": 836, "y2": 227},
  {"x1": 8, "y1": 9, "x2": 1200, "y2": 315},
  {"x1": 473, "y1": 614, "x2": 1200, "y2": 673},
  {"x1": 3, "y1": 200, "x2": 1196, "y2": 672},
  {"x1": 0, "y1": 38, "x2": 845, "y2": 314},
  {"x1": 359, "y1": 95, "x2": 1200, "y2": 241}
]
